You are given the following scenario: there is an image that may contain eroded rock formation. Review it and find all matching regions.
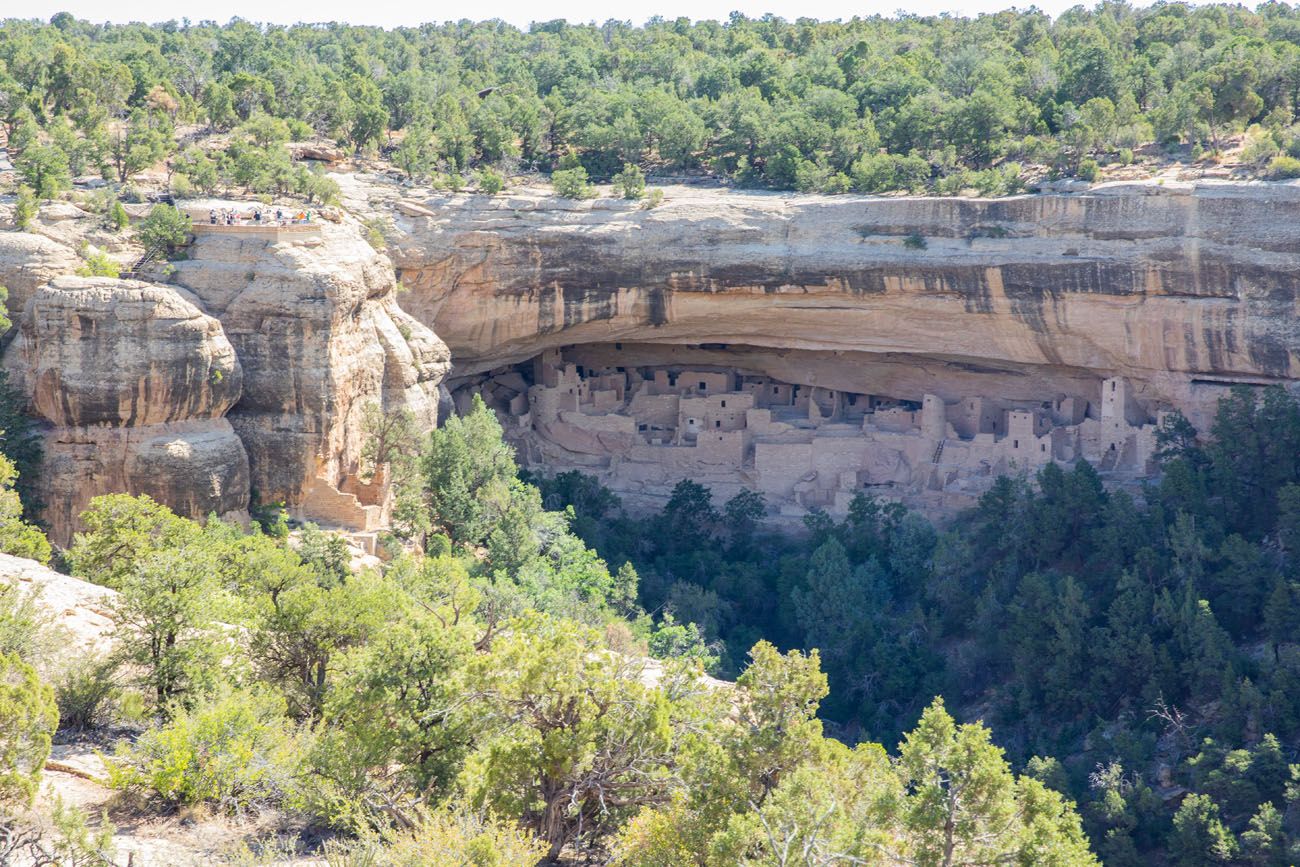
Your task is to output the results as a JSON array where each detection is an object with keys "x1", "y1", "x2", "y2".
[
  {"x1": 171, "y1": 217, "x2": 449, "y2": 529},
  {"x1": 5, "y1": 276, "x2": 249, "y2": 544},
  {"x1": 0, "y1": 212, "x2": 449, "y2": 545},
  {"x1": 386, "y1": 180, "x2": 1300, "y2": 515}
]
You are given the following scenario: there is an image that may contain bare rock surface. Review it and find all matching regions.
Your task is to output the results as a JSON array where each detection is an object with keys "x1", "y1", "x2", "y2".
[
  {"x1": 3, "y1": 276, "x2": 249, "y2": 545},
  {"x1": 0, "y1": 233, "x2": 80, "y2": 322},
  {"x1": 172, "y1": 216, "x2": 450, "y2": 516},
  {"x1": 389, "y1": 180, "x2": 1300, "y2": 430},
  {"x1": 0, "y1": 552, "x2": 115, "y2": 655}
]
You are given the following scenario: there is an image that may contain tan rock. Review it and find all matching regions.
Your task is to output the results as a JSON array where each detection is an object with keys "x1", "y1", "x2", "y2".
[
  {"x1": 0, "y1": 233, "x2": 80, "y2": 325},
  {"x1": 8, "y1": 276, "x2": 241, "y2": 427},
  {"x1": 388, "y1": 180, "x2": 1300, "y2": 432},
  {"x1": 3, "y1": 276, "x2": 249, "y2": 545},
  {"x1": 0, "y1": 552, "x2": 116, "y2": 656},
  {"x1": 172, "y1": 220, "x2": 449, "y2": 520}
]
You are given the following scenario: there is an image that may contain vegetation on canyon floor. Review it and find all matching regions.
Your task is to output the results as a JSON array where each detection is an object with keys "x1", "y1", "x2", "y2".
[
  {"x1": 1, "y1": 383, "x2": 1300, "y2": 863},
  {"x1": 7, "y1": 5, "x2": 1300, "y2": 203},
  {"x1": 0, "y1": 393, "x2": 1097, "y2": 866}
]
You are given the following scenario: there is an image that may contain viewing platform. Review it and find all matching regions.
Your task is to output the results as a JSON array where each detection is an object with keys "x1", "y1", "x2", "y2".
[{"x1": 189, "y1": 221, "x2": 322, "y2": 241}]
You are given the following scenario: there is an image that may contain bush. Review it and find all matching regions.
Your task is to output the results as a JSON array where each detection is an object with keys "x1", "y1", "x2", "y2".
[
  {"x1": 0, "y1": 583, "x2": 49, "y2": 661},
  {"x1": 1118, "y1": 147, "x2": 1134, "y2": 166},
  {"x1": 105, "y1": 687, "x2": 303, "y2": 814},
  {"x1": 1077, "y1": 157, "x2": 1100, "y2": 182},
  {"x1": 1267, "y1": 155, "x2": 1300, "y2": 179},
  {"x1": 903, "y1": 233, "x2": 927, "y2": 250},
  {"x1": 13, "y1": 186, "x2": 36, "y2": 232},
  {"x1": 323, "y1": 805, "x2": 547, "y2": 866},
  {"x1": 612, "y1": 163, "x2": 645, "y2": 199},
  {"x1": 0, "y1": 455, "x2": 50, "y2": 565},
  {"x1": 0, "y1": 651, "x2": 58, "y2": 808},
  {"x1": 138, "y1": 204, "x2": 192, "y2": 253},
  {"x1": 552, "y1": 166, "x2": 594, "y2": 199},
  {"x1": 54, "y1": 657, "x2": 117, "y2": 733},
  {"x1": 476, "y1": 167, "x2": 505, "y2": 195},
  {"x1": 363, "y1": 216, "x2": 390, "y2": 251},
  {"x1": 644, "y1": 188, "x2": 664, "y2": 209},
  {"x1": 76, "y1": 249, "x2": 121, "y2": 278},
  {"x1": 108, "y1": 199, "x2": 129, "y2": 231}
]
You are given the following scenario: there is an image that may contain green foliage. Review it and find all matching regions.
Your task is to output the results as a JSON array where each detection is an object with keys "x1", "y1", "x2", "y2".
[
  {"x1": 138, "y1": 203, "x2": 191, "y2": 253},
  {"x1": 462, "y1": 612, "x2": 678, "y2": 859},
  {"x1": 108, "y1": 199, "x2": 129, "y2": 231},
  {"x1": 75, "y1": 248, "x2": 120, "y2": 278},
  {"x1": 16, "y1": 143, "x2": 71, "y2": 199},
  {"x1": 0, "y1": 652, "x2": 57, "y2": 808},
  {"x1": 13, "y1": 186, "x2": 36, "y2": 232},
  {"x1": 475, "y1": 166, "x2": 504, "y2": 195},
  {"x1": 53, "y1": 657, "x2": 118, "y2": 734},
  {"x1": 0, "y1": 583, "x2": 50, "y2": 662},
  {"x1": 1268, "y1": 155, "x2": 1300, "y2": 179},
  {"x1": 612, "y1": 163, "x2": 645, "y2": 199},
  {"x1": 105, "y1": 687, "x2": 304, "y2": 813},
  {"x1": 552, "y1": 166, "x2": 594, "y2": 199},
  {"x1": 421, "y1": 395, "x2": 518, "y2": 543},
  {"x1": 322, "y1": 805, "x2": 547, "y2": 866},
  {"x1": 903, "y1": 233, "x2": 928, "y2": 250},
  {"x1": 0, "y1": 455, "x2": 50, "y2": 564}
]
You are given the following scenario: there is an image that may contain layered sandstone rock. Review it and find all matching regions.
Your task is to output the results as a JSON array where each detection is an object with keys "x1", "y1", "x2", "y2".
[
  {"x1": 4, "y1": 276, "x2": 249, "y2": 544},
  {"x1": 388, "y1": 180, "x2": 1300, "y2": 431},
  {"x1": 0, "y1": 234, "x2": 81, "y2": 326},
  {"x1": 171, "y1": 218, "x2": 449, "y2": 524}
]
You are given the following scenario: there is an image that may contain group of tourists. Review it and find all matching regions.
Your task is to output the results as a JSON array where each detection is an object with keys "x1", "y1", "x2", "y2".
[{"x1": 208, "y1": 207, "x2": 314, "y2": 226}]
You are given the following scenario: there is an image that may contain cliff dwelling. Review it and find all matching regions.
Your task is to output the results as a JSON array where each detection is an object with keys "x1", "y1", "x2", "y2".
[{"x1": 453, "y1": 342, "x2": 1170, "y2": 519}]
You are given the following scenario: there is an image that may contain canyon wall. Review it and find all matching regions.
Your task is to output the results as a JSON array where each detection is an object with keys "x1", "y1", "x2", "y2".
[
  {"x1": 384, "y1": 180, "x2": 1300, "y2": 515},
  {"x1": 389, "y1": 180, "x2": 1300, "y2": 432},
  {"x1": 0, "y1": 207, "x2": 449, "y2": 545}
]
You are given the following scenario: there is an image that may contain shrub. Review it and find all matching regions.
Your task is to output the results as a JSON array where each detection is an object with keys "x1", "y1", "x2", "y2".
[
  {"x1": 108, "y1": 199, "x2": 129, "y2": 231},
  {"x1": 16, "y1": 143, "x2": 71, "y2": 200},
  {"x1": 138, "y1": 204, "x2": 192, "y2": 253},
  {"x1": 76, "y1": 249, "x2": 121, "y2": 279},
  {"x1": 0, "y1": 583, "x2": 49, "y2": 661},
  {"x1": 0, "y1": 651, "x2": 58, "y2": 808},
  {"x1": 54, "y1": 657, "x2": 118, "y2": 733},
  {"x1": 612, "y1": 163, "x2": 645, "y2": 199},
  {"x1": 476, "y1": 167, "x2": 505, "y2": 195},
  {"x1": 1267, "y1": 155, "x2": 1300, "y2": 179},
  {"x1": 1118, "y1": 147, "x2": 1134, "y2": 166},
  {"x1": 643, "y1": 188, "x2": 664, "y2": 209},
  {"x1": 552, "y1": 166, "x2": 594, "y2": 199},
  {"x1": 1077, "y1": 157, "x2": 1100, "y2": 182},
  {"x1": 105, "y1": 687, "x2": 303, "y2": 814},
  {"x1": 903, "y1": 233, "x2": 927, "y2": 250},
  {"x1": 0, "y1": 455, "x2": 50, "y2": 564},
  {"x1": 13, "y1": 186, "x2": 36, "y2": 231},
  {"x1": 323, "y1": 805, "x2": 547, "y2": 866},
  {"x1": 363, "y1": 216, "x2": 391, "y2": 251}
]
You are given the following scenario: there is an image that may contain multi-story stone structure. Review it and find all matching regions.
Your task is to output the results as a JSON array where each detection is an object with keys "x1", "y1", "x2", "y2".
[{"x1": 460, "y1": 348, "x2": 1167, "y2": 519}]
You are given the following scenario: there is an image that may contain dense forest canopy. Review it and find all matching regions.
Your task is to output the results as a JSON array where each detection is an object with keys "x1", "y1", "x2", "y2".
[{"x1": 9, "y1": 3, "x2": 1300, "y2": 196}]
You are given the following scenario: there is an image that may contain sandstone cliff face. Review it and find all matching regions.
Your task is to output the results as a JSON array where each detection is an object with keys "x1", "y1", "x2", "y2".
[
  {"x1": 171, "y1": 220, "x2": 449, "y2": 519},
  {"x1": 4, "y1": 276, "x2": 249, "y2": 544},
  {"x1": 0, "y1": 234, "x2": 81, "y2": 324},
  {"x1": 389, "y1": 181, "x2": 1300, "y2": 429}
]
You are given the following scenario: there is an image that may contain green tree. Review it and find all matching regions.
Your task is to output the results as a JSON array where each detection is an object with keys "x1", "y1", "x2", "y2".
[
  {"x1": 137, "y1": 203, "x2": 192, "y2": 254},
  {"x1": 420, "y1": 394, "x2": 518, "y2": 543},
  {"x1": 0, "y1": 651, "x2": 57, "y2": 808},
  {"x1": 464, "y1": 612, "x2": 678, "y2": 860},
  {"x1": 897, "y1": 697, "x2": 1097, "y2": 866},
  {"x1": 1169, "y1": 793, "x2": 1238, "y2": 865},
  {"x1": 111, "y1": 545, "x2": 225, "y2": 711}
]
